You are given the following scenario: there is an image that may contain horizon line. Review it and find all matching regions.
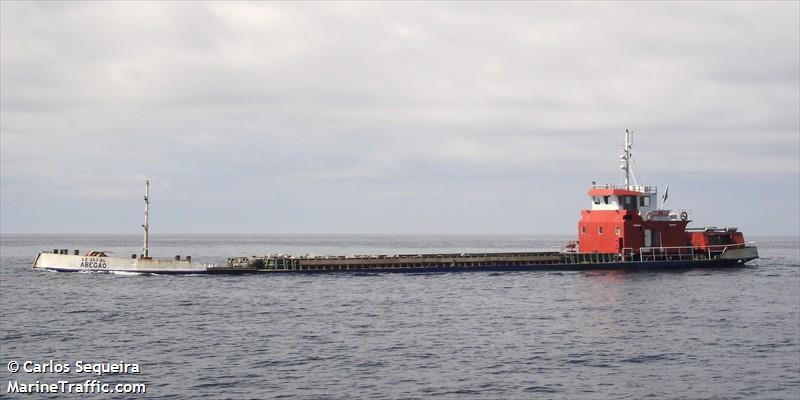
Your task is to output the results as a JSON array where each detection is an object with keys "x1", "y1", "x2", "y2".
[{"x1": 1, "y1": 232, "x2": 798, "y2": 238}]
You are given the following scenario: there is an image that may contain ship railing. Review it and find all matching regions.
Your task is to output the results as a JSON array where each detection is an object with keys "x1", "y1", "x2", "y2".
[
  {"x1": 591, "y1": 184, "x2": 658, "y2": 193},
  {"x1": 627, "y1": 243, "x2": 748, "y2": 262},
  {"x1": 636, "y1": 245, "x2": 695, "y2": 262}
]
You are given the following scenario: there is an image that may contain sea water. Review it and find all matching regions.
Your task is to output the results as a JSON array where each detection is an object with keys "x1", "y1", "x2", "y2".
[{"x1": 1, "y1": 234, "x2": 798, "y2": 399}]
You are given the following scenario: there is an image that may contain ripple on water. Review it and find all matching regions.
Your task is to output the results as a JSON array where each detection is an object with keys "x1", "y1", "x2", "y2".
[{"x1": 1, "y1": 235, "x2": 798, "y2": 399}]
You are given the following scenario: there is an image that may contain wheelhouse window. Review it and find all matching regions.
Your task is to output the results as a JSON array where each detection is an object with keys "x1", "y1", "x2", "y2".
[
  {"x1": 621, "y1": 195, "x2": 638, "y2": 211},
  {"x1": 603, "y1": 196, "x2": 610, "y2": 204},
  {"x1": 593, "y1": 196, "x2": 601, "y2": 205},
  {"x1": 639, "y1": 196, "x2": 651, "y2": 207}
]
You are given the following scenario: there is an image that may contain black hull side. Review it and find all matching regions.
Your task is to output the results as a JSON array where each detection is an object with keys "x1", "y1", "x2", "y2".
[{"x1": 232, "y1": 258, "x2": 752, "y2": 275}]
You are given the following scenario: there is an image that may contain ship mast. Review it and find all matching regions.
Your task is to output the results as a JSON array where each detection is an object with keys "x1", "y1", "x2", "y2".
[
  {"x1": 142, "y1": 180, "x2": 150, "y2": 259},
  {"x1": 620, "y1": 129, "x2": 634, "y2": 189}
]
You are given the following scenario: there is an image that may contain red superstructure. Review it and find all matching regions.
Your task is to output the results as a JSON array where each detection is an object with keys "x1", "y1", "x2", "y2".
[
  {"x1": 578, "y1": 185, "x2": 692, "y2": 254},
  {"x1": 577, "y1": 130, "x2": 749, "y2": 260}
]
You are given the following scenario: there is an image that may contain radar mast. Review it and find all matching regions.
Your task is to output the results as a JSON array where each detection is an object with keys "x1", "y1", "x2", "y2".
[
  {"x1": 142, "y1": 180, "x2": 150, "y2": 258},
  {"x1": 620, "y1": 129, "x2": 636, "y2": 189}
]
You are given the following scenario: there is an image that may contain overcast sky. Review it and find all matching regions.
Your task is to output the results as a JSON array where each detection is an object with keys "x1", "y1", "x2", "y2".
[{"x1": 1, "y1": 2, "x2": 798, "y2": 235}]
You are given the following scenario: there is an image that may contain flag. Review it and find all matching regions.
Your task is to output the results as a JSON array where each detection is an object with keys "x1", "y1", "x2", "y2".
[{"x1": 661, "y1": 184, "x2": 669, "y2": 206}]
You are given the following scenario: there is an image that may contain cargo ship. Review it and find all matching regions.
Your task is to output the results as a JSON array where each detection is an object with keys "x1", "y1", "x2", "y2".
[{"x1": 33, "y1": 130, "x2": 758, "y2": 274}]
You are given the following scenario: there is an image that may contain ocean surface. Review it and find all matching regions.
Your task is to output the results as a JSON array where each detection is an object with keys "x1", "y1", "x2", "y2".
[{"x1": 1, "y1": 234, "x2": 798, "y2": 399}]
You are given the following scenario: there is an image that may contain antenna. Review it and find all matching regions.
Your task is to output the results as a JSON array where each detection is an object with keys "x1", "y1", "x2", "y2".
[
  {"x1": 142, "y1": 180, "x2": 150, "y2": 258},
  {"x1": 620, "y1": 129, "x2": 634, "y2": 189}
]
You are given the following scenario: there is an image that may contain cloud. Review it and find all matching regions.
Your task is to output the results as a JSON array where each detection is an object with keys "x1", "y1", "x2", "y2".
[{"x1": 1, "y1": 2, "x2": 798, "y2": 234}]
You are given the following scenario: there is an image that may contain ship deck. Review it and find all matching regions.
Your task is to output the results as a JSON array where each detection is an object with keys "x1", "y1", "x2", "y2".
[{"x1": 221, "y1": 244, "x2": 757, "y2": 273}]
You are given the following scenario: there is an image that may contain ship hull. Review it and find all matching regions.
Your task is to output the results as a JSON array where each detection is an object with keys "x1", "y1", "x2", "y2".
[
  {"x1": 33, "y1": 246, "x2": 758, "y2": 275},
  {"x1": 224, "y1": 245, "x2": 759, "y2": 274},
  {"x1": 32, "y1": 253, "x2": 211, "y2": 274},
  {"x1": 235, "y1": 258, "x2": 752, "y2": 274}
]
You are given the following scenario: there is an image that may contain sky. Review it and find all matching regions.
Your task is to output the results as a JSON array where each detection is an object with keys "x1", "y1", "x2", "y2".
[{"x1": 1, "y1": 2, "x2": 798, "y2": 235}]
